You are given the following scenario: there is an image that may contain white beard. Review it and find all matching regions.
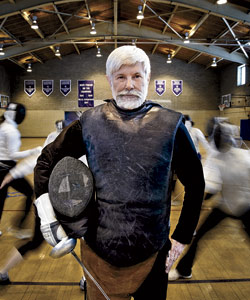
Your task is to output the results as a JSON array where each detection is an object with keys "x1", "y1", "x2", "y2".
[{"x1": 112, "y1": 85, "x2": 148, "y2": 110}]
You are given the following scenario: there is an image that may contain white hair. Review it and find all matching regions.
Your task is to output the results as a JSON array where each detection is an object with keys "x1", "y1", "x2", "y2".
[{"x1": 106, "y1": 46, "x2": 151, "y2": 78}]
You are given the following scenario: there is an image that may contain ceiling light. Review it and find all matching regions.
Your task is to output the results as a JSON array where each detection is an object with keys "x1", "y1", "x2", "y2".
[
  {"x1": 0, "y1": 45, "x2": 4, "y2": 56},
  {"x1": 96, "y1": 48, "x2": 102, "y2": 57},
  {"x1": 27, "y1": 63, "x2": 32, "y2": 72},
  {"x1": 55, "y1": 46, "x2": 61, "y2": 57},
  {"x1": 216, "y1": 0, "x2": 227, "y2": 4},
  {"x1": 166, "y1": 54, "x2": 172, "y2": 64},
  {"x1": 132, "y1": 39, "x2": 136, "y2": 46},
  {"x1": 90, "y1": 23, "x2": 96, "y2": 35},
  {"x1": 31, "y1": 16, "x2": 38, "y2": 30},
  {"x1": 137, "y1": 5, "x2": 144, "y2": 20},
  {"x1": 211, "y1": 57, "x2": 217, "y2": 67},
  {"x1": 183, "y1": 32, "x2": 190, "y2": 44}
]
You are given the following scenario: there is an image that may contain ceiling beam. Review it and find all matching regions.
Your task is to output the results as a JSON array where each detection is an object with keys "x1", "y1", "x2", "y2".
[
  {"x1": 0, "y1": 22, "x2": 248, "y2": 65},
  {"x1": 8, "y1": 57, "x2": 25, "y2": 69},
  {"x1": 222, "y1": 17, "x2": 248, "y2": 58},
  {"x1": 189, "y1": 13, "x2": 209, "y2": 37},
  {"x1": 52, "y1": 3, "x2": 69, "y2": 34},
  {"x1": 1, "y1": 26, "x2": 22, "y2": 45},
  {"x1": 152, "y1": 5, "x2": 179, "y2": 54},
  {"x1": 20, "y1": 11, "x2": 45, "y2": 39},
  {"x1": 29, "y1": 52, "x2": 44, "y2": 63},
  {"x1": 73, "y1": 42, "x2": 80, "y2": 54},
  {"x1": 145, "y1": 0, "x2": 250, "y2": 26},
  {"x1": 0, "y1": 0, "x2": 83, "y2": 18},
  {"x1": 188, "y1": 52, "x2": 202, "y2": 64},
  {"x1": 114, "y1": 0, "x2": 118, "y2": 48},
  {"x1": 138, "y1": 0, "x2": 147, "y2": 28}
]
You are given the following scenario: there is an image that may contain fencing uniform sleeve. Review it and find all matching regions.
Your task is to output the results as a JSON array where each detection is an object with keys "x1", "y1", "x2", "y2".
[
  {"x1": 9, "y1": 153, "x2": 41, "y2": 179},
  {"x1": 34, "y1": 120, "x2": 86, "y2": 198},
  {"x1": 171, "y1": 123, "x2": 205, "y2": 244}
]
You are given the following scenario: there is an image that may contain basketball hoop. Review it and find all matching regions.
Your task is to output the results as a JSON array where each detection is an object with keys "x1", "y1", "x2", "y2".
[{"x1": 218, "y1": 104, "x2": 226, "y2": 111}]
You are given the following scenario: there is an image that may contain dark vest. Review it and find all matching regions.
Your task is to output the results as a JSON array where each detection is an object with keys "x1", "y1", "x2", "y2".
[{"x1": 81, "y1": 100, "x2": 182, "y2": 267}]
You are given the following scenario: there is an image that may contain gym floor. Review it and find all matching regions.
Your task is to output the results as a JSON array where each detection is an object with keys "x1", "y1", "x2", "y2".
[{"x1": 0, "y1": 138, "x2": 249, "y2": 300}]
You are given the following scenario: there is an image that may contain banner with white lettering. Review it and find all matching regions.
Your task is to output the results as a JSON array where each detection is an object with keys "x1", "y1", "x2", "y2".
[
  {"x1": 171, "y1": 80, "x2": 183, "y2": 96},
  {"x1": 155, "y1": 80, "x2": 166, "y2": 96},
  {"x1": 24, "y1": 80, "x2": 36, "y2": 97},
  {"x1": 42, "y1": 80, "x2": 54, "y2": 97},
  {"x1": 78, "y1": 80, "x2": 94, "y2": 107},
  {"x1": 60, "y1": 80, "x2": 71, "y2": 96}
]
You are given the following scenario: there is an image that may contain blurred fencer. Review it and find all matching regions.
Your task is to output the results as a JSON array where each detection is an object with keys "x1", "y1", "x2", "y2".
[
  {"x1": 169, "y1": 120, "x2": 250, "y2": 281},
  {"x1": 0, "y1": 103, "x2": 41, "y2": 237},
  {"x1": 184, "y1": 115, "x2": 211, "y2": 160},
  {"x1": 0, "y1": 119, "x2": 65, "y2": 285}
]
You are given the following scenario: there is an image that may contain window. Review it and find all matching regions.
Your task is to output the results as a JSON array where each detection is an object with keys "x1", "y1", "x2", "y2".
[
  {"x1": 237, "y1": 64, "x2": 246, "y2": 86},
  {"x1": 0, "y1": 94, "x2": 9, "y2": 108}
]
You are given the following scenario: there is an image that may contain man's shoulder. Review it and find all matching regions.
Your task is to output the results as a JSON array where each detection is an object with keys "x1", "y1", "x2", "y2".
[{"x1": 147, "y1": 100, "x2": 182, "y2": 115}]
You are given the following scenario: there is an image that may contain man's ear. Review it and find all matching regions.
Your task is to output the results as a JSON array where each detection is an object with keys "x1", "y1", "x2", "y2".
[
  {"x1": 147, "y1": 73, "x2": 151, "y2": 84},
  {"x1": 106, "y1": 75, "x2": 112, "y2": 87}
]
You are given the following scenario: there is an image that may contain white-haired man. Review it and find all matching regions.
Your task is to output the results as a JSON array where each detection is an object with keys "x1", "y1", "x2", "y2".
[{"x1": 34, "y1": 46, "x2": 204, "y2": 300}]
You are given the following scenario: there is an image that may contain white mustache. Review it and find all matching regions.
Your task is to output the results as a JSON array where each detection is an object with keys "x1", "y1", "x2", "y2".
[{"x1": 117, "y1": 90, "x2": 142, "y2": 97}]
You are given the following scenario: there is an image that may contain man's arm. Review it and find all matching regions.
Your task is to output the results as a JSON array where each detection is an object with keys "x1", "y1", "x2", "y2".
[
  {"x1": 34, "y1": 120, "x2": 85, "y2": 198},
  {"x1": 166, "y1": 122, "x2": 205, "y2": 273}
]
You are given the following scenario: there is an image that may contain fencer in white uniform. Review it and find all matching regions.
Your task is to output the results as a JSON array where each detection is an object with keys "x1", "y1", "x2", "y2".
[
  {"x1": 0, "y1": 103, "x2": 41, "y2": 237},
  {"x1": 169, "y1": 120, "x2": 250, "y2": 281},
  {"x1": 0, "y1": 120, "x2": 65, "y2": 187},
  {"x1": 184, "y1": 115, "x2": 211, "y2": 159}
]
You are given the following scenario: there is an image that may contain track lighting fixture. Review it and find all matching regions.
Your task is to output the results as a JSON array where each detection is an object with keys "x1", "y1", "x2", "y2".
[
  {"x1": 55, "y1": 46, "x2": 61, "y2": 57},
  {"x1": 211, "y1": 57, "x2": 217, "y2": 67},
  {"x1": 96, "y1": 47, "x2": 102, "y2": 57},
  {"x1": 166, "y1": 54, "x2": 172, "y2": 64},
  {"x1": 216, "y1": 0, "x2": 227, "y2": 4},
  {"x1": 183, "y1": 32, "x2": 190, "y2": 44},
  {"x1": 27, "y1": 63, "x2": 32, "y2": 72},
  {"x1": 31, "y1": 16, "x2": 38, "y2": 30},
  {"x1": 0, "y1": 45, "x2": 4, "y2": 56},
  {"x1": 90, "y1": 23, "x2": 97, "y2": 35},
  {"x1": 137, "y1": 6, "x2": 144, "y2": 20}
]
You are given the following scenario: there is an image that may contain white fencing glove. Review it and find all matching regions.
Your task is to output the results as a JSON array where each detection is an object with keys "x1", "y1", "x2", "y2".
[{"x1": 35, "y1": 193, "x2": 68, "y2": 246}]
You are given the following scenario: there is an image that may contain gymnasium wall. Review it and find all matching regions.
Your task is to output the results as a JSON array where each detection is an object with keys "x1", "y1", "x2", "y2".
[
  {"x1": 218, "y1": 63, "x2": 250, "y2": 125},
  {"x1": 4, "y1": 46, "x2": 222, "y2": 136}
]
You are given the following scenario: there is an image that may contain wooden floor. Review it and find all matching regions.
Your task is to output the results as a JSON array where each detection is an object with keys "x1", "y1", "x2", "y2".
[{"x1": 0, "y1": 138, "x2": 250, "y2": 300}]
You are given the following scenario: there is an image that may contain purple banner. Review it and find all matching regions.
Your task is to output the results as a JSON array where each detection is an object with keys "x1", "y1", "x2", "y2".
[
  {"x1": 171, "y1": 80, "x2": 183, "y2": 96},
  {"x1": 60, "y1": 80, "x2": 71, "y2": 96},
  {"x1": 24, "y1": 80, "x2": 36, "y2": 97},
  {"x1": 42, "y1": 80, "x2": 54, "y2": 97},
  {"x1": 155, "y1": 80, "x2": 166, "y2": 96},
  {"x1": 78, "y1": 80, "x2": 94, "y2": 107}
]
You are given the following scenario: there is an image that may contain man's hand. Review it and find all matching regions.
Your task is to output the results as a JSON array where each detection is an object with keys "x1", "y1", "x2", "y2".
[
  {"x1": 165, "y1": 239, "x2": 185, "y2": 273},
  {"x1": 0, "y1": 173, "x2": 13, "y2": 189}
]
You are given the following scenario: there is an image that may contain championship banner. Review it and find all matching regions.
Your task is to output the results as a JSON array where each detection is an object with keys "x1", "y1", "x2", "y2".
[
  {"x1": 42, "y1": 80, "x2": 54, "y2": 97},
  {"x1": 78, "y1": 80, "x2": 94, "y2": 107},
  {"x1": 24, "y1": 80, "x2": 36, "y2": 97},
  {"x1": 171, "y1": 80, "x2": 183, "y2": 96},
  {"x1": 60, "y1": 80, "x2": 71, "y2": 96},
  {"x1": 155, "y1": 80, "x2": 166, "y2": 96}
]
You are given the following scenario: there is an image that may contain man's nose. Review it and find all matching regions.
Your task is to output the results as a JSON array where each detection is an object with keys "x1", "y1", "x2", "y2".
[{"x1": 125, "y1": 77, "x2": 134, "y2": 90}]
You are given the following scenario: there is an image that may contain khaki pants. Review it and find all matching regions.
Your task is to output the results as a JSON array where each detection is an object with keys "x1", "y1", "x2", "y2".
[{"x1": 80, "y1": 240, "x2": 157, "y2": 300}]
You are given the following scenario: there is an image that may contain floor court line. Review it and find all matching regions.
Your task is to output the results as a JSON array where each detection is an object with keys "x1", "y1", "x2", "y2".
[{"x1": 4, "y1": 278, "x2": 250, "y2": 286}]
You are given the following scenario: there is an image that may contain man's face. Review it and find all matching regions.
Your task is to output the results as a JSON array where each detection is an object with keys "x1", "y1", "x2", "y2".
[{"x1": 108, "y1": 62, "x2": 150, "y2": 110}]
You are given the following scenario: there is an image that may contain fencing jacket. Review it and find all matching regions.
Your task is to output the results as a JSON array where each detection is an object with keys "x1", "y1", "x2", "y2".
[{"x1": 34, "y1": 100, "x2": 205, "y2": 267}]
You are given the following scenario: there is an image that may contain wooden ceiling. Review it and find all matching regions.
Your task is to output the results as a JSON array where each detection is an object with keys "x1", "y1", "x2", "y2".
[{"x1": 0, "y1": 0, "x2": 250, "y2": 71}]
